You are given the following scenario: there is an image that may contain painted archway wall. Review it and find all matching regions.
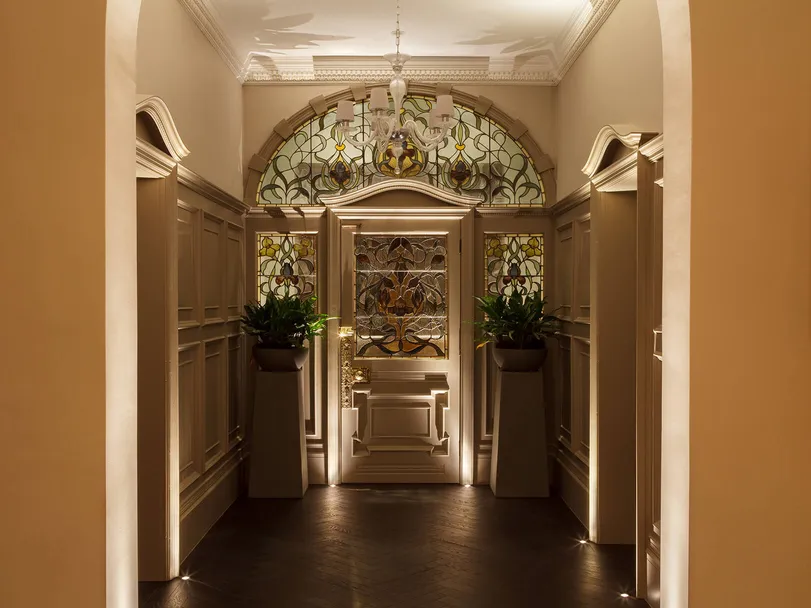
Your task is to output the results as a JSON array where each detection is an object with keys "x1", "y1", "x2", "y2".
[{"x1": 2, "y1": 1, "x2": 811, "y2": 608}]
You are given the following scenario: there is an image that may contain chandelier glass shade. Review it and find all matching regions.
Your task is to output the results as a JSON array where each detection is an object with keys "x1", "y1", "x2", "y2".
[{"x1": 335, "y1": 0, "x2": 455, "y2": 175}]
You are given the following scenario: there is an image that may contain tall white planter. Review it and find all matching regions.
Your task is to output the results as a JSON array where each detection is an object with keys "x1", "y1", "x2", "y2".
[
  {"x1": 490, "y1": 369, "x2": 550, "y2": 497},
  {"x1": 249, "y1": 370, "x2": 308, "y2": 498}
]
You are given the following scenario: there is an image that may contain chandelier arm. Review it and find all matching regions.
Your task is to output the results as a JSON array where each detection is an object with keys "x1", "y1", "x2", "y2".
[
  {"x1": 402, "y1": 119, "x2": 451, "y2": 150},
  {"x1": 340, "y1": 126, "x2": 380, "y2": 148}
]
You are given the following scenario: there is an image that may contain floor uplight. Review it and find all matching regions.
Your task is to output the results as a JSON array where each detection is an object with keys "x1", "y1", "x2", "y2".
[
  {"x1": 620, "y1": 593, "x2": 630, "y2": 598},
  {"x1": 181, "y1": 576, "x2": 190, "y2": 581}
]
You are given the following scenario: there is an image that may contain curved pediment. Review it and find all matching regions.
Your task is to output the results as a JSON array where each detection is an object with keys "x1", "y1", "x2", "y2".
[
  {"x1": 320, "y1": 179, "x2": 480, "y2": 208},
  {"x1": 135, "y1": 95, "x2": 190, "y2": 162},
  {"x1": 582, "y1": 125, "x2": 657, "y2": 179}
]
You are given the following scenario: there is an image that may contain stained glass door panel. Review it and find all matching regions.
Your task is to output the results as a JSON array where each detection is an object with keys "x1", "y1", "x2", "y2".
[
  {"x1": 341, "y1": 223, "x2": 461, "y2": 484},
  {"x1": 354, "y1": 235, "x2": 448, "y2": 359}
]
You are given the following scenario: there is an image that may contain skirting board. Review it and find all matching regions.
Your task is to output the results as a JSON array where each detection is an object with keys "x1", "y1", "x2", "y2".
[
  {"x1": 646, "y1": 551, "x2": 661, "y2": 607},
  {"x1": 554, "y1": 455, "x2": 589, "y2": 527},
  {"x1": 308, "y1": 453, "x2": 326, "y2": 485},
  {"x1": 180, "y1": 461, "x2": 242, "y2": 563},
  {"x1": 474, "y1": 453, "x2": 491, "y2": 485}
]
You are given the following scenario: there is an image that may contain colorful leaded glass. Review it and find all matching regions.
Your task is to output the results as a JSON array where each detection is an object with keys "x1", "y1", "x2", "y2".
[
  {"x1": 257, "y1": 233, "x2": 317, "y2": 302},
  {"x1": 485, "y1": 234, "x2": 544, "y2": 297},
  {"x1": 258, "y1": 96, "x2": 545, "y2": 207},
  {"x1": 354, "y1": 235, "x2": 448, "y2": 358}
]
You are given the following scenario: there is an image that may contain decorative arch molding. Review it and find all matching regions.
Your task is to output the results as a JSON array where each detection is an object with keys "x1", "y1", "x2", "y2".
[
  {"x1": 135, "y1": 95, "x2": 191, "y2": 162},
  {"x1": 243, "y1": 83, "x2": 556, "y2": 207},
  {"x1": 581, "y1": 124, "x2": 658, "y2": 179}
]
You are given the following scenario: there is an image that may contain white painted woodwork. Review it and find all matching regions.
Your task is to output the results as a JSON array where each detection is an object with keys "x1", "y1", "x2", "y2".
[
  {"x1": 176, "y1": 183, "x2": 246, "y2": 562},
  {"x1": 340, "y1": 216, "x2": 463, "y2": 483},
  {"x1": 637, "y1": 137, "x2": 664, "y2": 605},
  {"x1": 551, "y1": 198, "x2": 591, "y2": 527},
  {"x1": 136, "y1": 169, "x2": 180, "y2": 581},
  {"x1": 589, "y1": 187, "x2": 637, "y2": 545}
]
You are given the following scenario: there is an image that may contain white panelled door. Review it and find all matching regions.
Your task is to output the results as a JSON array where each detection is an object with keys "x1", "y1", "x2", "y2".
[{"x1": 340, "y1": 219, "x2": 461, "y2": 483}]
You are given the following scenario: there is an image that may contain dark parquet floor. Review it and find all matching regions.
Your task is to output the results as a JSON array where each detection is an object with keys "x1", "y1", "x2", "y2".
[{"x1": 139, "y1": 485, "x2": 646, "y2": 608}]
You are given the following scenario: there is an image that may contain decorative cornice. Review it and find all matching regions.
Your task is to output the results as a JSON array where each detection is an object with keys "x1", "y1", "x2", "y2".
[
  {"x1": 136, "y1": 139, "x2": 177, "y2": 178},
  {"x1": 244, "y1": 63, "x2": 555, "y2": 85},
  {"x1": 178, "y1": 0, "x2": 618, "y2": 86},
  {"x1": 582, "y1": 125, "x2": 657, "y2": 178},
  {"x1": 177, "y1": 165, "x2": 251, "y2": 216},
  {"x1": 591, "y1": 152, "x2": 640, "y2": 192},
  {"x1": 639, "y1": 134, "x2": 665, "y2": 162},
  {"x1": 329, "y1": 206, "x2": 472, "y2": 221},
  {"x1": 320, "y1": 179, "x2": 481, "y2": 208},
  {"x1": 242, "y1": 1, "x2": 620, "y2": 85},
  {"x1": 176, "y1": 0, "x2": 245, "y2": 81},
  {"x1": 135, "y1": 96, "x2": 191, "y2": 162},
  {"x1": 556, "y1": 0, "x2": 622, "y2": 81}
]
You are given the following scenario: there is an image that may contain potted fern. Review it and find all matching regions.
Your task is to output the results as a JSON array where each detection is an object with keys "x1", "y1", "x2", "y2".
[
  {"x1": 474, "y1": 291, "x2": 561, "y2": 372},
  {"x1": 241, "y1": 295, "x2": 333, "y2": 372}
]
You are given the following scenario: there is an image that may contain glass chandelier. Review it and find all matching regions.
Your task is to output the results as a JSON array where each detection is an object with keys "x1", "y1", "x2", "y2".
[{"x1": 335, "y1": 0, "x2": 455, "y2": 175}]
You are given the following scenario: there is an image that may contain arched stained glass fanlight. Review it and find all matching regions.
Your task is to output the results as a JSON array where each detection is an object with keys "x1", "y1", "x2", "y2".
[{"x1": 257, "y1": 96, "x2": 545, "y2": 207}]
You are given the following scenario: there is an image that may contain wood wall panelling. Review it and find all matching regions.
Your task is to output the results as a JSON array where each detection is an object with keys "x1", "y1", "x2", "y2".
[{"x1": 177, "y1": 190, "x2": 245, "y2": 563}]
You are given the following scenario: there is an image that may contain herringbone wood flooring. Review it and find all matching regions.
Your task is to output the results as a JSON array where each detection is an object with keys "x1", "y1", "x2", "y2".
[{"x1": 140, "y1": 486, "x2": 646, "y2": 608}]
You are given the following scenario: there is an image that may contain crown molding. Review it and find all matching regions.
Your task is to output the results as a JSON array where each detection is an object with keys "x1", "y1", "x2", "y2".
[
  {"x1": 556, "y1": 0, "x2": 622, "y2": 81},
  {"x1": 176, "y1": 0, "x2": 245, "y2": 81},
  {"x1": 244, "y1": 55, "x2": 555, "y2": 85},
  {"x1": 240, "y1": 0, "x2": 619, "y2": 85}
]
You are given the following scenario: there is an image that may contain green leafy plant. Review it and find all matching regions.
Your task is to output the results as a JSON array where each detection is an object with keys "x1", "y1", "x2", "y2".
[
  {"x1": 474, "y1": 291, "x2": 561, "y2": 350},
  {"x1": 241, "y1": 295, "x2": 334, "y2": 349}
]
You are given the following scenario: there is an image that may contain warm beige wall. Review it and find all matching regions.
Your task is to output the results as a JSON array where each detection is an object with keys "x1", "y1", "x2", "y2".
[
  {"x1": 242, "y1": 84, "x2": 557, "y2": 196},
  {"x1": 682, "y1": 1, "x2": 811, "y2": 605},
  {"x1": 555, "y1": 0, "x2": 663, "y2": 200},
  {"x1": 137, "y1": 0, "x2": 243, "y2": 197},
  {"x1": 1, "y1": 0, "x2": 140, "y2": 606}
]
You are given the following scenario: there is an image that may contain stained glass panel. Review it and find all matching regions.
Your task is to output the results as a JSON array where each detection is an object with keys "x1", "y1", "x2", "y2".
[
  {"x1": 258, "y1": 96, "x2": 545, "y2": 207},
  {"x1": 485, "y1": 234, "x2": 544, "y2": 297},
  {"x1": 354, "y1": 235, "x2": 448, "y2": 359},
  {"x1": 257, "y1": 233, "x2": 317, "y2": 302}
]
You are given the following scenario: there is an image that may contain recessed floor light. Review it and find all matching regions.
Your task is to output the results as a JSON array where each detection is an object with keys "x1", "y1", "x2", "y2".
[
  {"x1": 464, "y1": 484, "x2": 472, "y2": 488},
  {"x1": 330, "y1": 484, "x2": 337, "y2": 488},
  {"x1": 620, "y1": 593, "x2": 630, "y2": 598},
  {"x1": 181, "y1": 576, "x2": 190, "y2": 581},
  {"x1": 579, "y1": 539, "x2": 588, "y2": 545}
]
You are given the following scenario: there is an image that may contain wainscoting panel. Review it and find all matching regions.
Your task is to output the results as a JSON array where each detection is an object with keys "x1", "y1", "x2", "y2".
[{"x1": 177, "y1": 183, "x2": 246, "y2": 563}]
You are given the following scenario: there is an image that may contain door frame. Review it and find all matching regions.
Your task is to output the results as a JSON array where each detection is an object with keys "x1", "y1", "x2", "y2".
[{"x1": 323, "y1": 183, "x2": 477, "y2": 485}]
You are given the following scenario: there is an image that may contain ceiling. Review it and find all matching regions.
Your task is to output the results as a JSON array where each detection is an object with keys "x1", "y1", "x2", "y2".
[{"x1": 183, "y1": 0, "x2": 619, "y2": 84}]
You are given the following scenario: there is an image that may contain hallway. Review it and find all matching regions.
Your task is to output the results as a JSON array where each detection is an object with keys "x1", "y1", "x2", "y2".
[{"x1": 139, "y1": 486, "x2": 644, "y2": 608}]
